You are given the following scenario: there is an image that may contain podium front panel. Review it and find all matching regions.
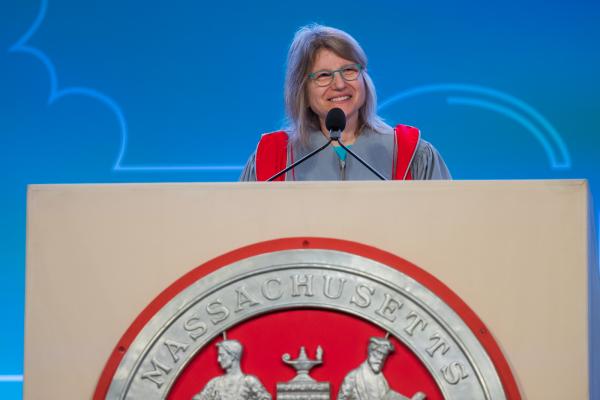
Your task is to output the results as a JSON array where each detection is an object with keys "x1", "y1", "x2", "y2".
[{"x1": 25, "y1": 180, "x2": 589, "y2": 399}]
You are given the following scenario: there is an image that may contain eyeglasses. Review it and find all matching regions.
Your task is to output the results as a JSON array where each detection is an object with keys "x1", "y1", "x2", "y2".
[{"x1": 307, "y1": 64, "x2": 363, "y2": 87}]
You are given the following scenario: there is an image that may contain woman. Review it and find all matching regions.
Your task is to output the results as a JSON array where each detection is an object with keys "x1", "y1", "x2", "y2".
[{"x1": 240, "y1": 24, "x2": 450, "y2": 181}]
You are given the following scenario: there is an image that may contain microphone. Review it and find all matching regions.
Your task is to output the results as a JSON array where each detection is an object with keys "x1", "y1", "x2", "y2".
[
  {"x1": 325, "y1": 107, "x2": 346, "y2": 141},
  {"x1": 326, "y1": 108, "x2": 388, "y2": 181}
]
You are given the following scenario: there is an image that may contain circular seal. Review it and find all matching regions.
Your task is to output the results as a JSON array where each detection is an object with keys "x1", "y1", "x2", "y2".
[{"x1": 95, "y1": 238, "x2": 519, "y2": 400}]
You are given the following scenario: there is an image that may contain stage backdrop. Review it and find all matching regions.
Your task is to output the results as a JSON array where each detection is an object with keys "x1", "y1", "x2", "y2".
[{"x1": 1, "y1": 0, "x2": 599, "y2": 398}]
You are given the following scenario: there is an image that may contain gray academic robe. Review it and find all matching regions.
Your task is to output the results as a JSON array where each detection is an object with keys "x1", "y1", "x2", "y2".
[{"x1": 239, "y1": 127, "x2": 451, "y2": 181}]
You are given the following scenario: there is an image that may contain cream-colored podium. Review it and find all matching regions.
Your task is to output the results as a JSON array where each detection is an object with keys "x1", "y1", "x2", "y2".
[{"x1": 25, "y1": 180, "x2": 594, "y2": 399}]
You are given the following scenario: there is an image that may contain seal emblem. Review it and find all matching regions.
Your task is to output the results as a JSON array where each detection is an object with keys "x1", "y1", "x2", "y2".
[
  {"x1": 338, "y1": 337, "x2": 426, "y2": 400},
  {"x1": 95, "y1": 238, "x2": 519, "y2": 400},
  {"x1": 277, "y1": 346, "x2": 329, "y2": 400},
  {"x1": 192, "y1": 338, "x2": 270, "y2": 400}
]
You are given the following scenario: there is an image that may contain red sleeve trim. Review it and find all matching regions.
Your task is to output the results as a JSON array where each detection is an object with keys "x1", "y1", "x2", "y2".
[
  {"x1": 393, "y1": 125, "x2": 420, "y2": 180},
  {"x1": 255, "y1": 131, "x2": 289, "y2": 181}
]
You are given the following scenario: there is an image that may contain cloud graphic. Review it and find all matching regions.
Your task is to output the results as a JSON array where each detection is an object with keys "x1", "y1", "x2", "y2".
[
  {"x1": 378, "y1": 83, "x2": 571, "y2": 170},
  {"x1": 9, "y1": 0, "x2": 243, "y2": 172}
]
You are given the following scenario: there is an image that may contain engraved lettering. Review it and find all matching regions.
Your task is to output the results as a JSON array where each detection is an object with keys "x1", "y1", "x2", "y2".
[
  {"x1": 183, "y1": 317, "x2": 207, "y2": 341},
  {"x1": 291, "y1": 274, "x2": 314, "y2": 297},
  {"x1": 375, "y1": 293, "x2": 403, "y2": 322},
  {"x1": 441, "y1": 361, "x2": 470, "y2": 385},
  {"x1": 261, "y1": 278, "x2": 283, "y2": 300},
  {"x1": 164, "y1": 339, "x2": 189, "y2": 363},
  {"x1": 426, "y1": 333, "x2": 450, "y2": 358},
  {"x1": 206, "y1": 299, "x2": 230, "y2": 324},
  {"x1": 234, "y1": 286, "x2": 261, "y2": 312},
  {"x1": 141, "y1": 357, "x2": 172, "y2": 389},
  {"x1": 121, "y1": 256, "x2": 501, "y2": 398},
  {"x1": 404, "y1": 311, "x2": 428, "y2": 336},
  {"x1": 322, "y1": 276, "x2": 347, "y2": 299},
  {"x1": 350, "y1": 284, "x2": 375, "y2": 308}
]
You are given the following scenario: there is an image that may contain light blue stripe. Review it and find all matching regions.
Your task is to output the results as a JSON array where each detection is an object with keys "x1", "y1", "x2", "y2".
[
  {"x1": 115, "y1": 165, "x2": 244, "y2": 171},
  {"x1": 0, "y1": 375, "x2": 23, "y2": 383}
]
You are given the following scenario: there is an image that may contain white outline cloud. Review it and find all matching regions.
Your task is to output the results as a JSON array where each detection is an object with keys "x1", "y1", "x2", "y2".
[{"x1": 9, "y1": 0, "x2": 243, "y2": 172}]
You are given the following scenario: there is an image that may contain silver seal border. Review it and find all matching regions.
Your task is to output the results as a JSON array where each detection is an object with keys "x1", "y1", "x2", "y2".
[{"x1": 106, "y1": 249, "x2": 506, "y2": 400}]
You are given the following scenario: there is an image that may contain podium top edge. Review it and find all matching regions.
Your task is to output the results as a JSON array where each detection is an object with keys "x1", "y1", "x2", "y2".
[{"x1": 27, "y1": 179, "x2": 588, "y2": 191}]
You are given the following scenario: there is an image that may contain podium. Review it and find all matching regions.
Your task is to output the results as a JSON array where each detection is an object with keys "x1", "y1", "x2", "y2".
[{"x1": 24, "y1": 180, "x2": 597, "y2": 399}]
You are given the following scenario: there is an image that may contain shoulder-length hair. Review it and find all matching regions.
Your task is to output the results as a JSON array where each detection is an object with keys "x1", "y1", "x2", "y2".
[{"x1": 284, "y1": 24, "x2": 391, "y2": 144}]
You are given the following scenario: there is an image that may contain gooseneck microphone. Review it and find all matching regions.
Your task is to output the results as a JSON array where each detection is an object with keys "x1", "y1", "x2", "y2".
[
  {"x1": 267, "y1": 108, "x2": 387, "y2": 181},
  {"x1": 326, "y1": 108, "x2": 387, "y2": 181}
]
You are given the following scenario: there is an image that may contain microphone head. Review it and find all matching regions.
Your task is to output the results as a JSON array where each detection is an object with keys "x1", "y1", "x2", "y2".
[{"x1": 325, "y1": 108, "x2": 346, "y2": 133}]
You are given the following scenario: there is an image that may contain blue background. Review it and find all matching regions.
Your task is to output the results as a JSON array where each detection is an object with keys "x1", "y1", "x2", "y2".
[{"x1": 1, "y1": 0, "x2": 599, "y2": 398}]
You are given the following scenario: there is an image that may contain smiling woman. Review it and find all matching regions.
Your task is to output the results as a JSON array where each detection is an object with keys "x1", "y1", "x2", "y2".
[{"x1": 239, "y1": 24, "x2": 451, "y2": 182}]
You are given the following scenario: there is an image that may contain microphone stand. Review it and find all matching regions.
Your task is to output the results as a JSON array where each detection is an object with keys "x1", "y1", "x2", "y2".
[
  {"x1": 267, "y1": 139, "x2": 333, "y2": 181},
  {"x1": 330, "y1": 131, "x2": 387, "y2": 181},
  {"x1": 267, "y1": 129, "x2": 389, "y2": 181}
]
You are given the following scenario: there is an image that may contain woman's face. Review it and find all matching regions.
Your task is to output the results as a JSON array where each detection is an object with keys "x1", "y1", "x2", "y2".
[{"x1": 306, "y1": 48, "x2": 366, "y2": 132}]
